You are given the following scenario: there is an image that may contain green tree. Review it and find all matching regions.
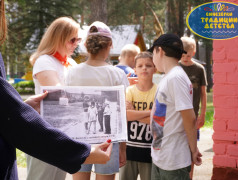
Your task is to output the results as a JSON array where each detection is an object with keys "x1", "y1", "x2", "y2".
[{"x1": 1, "y1": 0, "x2": 79, "y2": 78}]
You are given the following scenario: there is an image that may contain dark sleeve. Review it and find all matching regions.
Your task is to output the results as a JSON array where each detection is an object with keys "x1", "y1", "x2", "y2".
[{"x1": 0, "y1": 77, "x2": 91, "y2": 174}]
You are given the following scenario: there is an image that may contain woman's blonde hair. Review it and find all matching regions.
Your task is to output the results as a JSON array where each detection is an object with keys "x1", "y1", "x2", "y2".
[
  {"x1": 30, "y1": 17, "x2": 80, "y2": 65},
  {"x1": 0, "y1": 0, "x2": 7, "y2": 45}
]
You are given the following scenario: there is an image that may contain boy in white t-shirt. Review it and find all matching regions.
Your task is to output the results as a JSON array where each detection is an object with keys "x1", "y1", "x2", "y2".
[{"x1": 148, "y1": 34, "x2": 202, "y2": 180}]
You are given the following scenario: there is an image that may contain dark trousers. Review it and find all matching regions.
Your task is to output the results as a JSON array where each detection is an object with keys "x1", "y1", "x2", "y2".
[
  {"x1": 104, "y1": 115, "x2": 111, "y2": 134},
  {"x1": 98, "y1": 114, "x2": 104, "y2": 130}
]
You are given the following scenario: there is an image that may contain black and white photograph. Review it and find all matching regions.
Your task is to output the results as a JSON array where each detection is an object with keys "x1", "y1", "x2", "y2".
[{"x1": 40, "y1": 85, "x2": 127, "y2": 144}]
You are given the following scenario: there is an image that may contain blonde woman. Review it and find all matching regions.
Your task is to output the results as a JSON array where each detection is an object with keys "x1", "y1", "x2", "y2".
[
  {"x1": 66, "y1": 21, "x2": 129, "y2": 180},
  {"x1": 27, "y1": 17, "x2": 83, "y2": 180}
]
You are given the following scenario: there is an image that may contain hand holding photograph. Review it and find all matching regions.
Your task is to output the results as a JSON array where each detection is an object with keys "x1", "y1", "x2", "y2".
[{"x1": 40, "y1": 85, "x2": 127, "y2": 144}]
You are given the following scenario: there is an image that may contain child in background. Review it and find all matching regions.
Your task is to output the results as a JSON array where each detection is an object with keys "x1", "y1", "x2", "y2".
[
  {"x1": 148, "y1": 34, "x2": 202, "y2": 180},
  {"x1": 179, "y1": 36, "x2": 207, "y2": 179},
  {"x1": 120, "y1": 52, "x2": 157, "y2": 180},
  {"x1": 179, "y1": 37, "x2": 207, "y2": 131},
  {"x1": 116, "y1": 44, "x2": 140, "y2": 77},
  {"x1": 66, "y1": 21, "x2": 129, "y2": 180}
]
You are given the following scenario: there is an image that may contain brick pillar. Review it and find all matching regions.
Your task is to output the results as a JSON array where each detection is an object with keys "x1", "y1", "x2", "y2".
[{"x1": 212, "y1": 1, "x2": 238, "y2": 178}]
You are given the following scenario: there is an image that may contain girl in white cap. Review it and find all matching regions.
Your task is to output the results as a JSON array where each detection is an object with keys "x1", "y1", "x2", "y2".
[{"x1": 66, "y1": 21, "x2": 129, "y2": 180}]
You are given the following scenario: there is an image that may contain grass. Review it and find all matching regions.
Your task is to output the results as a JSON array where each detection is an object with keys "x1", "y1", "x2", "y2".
[{"x1": 203, "y1": 92, "x2": 214, "y2": 129}]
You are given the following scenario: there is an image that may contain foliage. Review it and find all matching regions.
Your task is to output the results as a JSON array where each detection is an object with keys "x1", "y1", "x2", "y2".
[
  {"x1": 203, "y1": 92, "x2": 214, "y2": 129},
  {"x1": 16, "y1": 149, "x2": 26, "y2": 168},
  {"x1": 12, "y1": 80, "x2": 35, "y2": 94},
  {"x1": 77, "y1": 0, "x2": 166, "y2": 45},
  {"x1": 0, "y1": 0, "x2": 80, "y2": 78},
  {"x1": 1, "y1": 0, "x2": 213, "y2": 86}
]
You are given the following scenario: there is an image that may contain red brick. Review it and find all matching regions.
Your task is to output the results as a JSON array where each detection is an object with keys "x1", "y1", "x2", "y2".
[
  {"x1": 227, "y1": 145, "x2": 238, "y2": 157},
  {"x1": 213, "y1": 72, "x2": 226, "y2": 84},
  {"x1": 214, "y1": 96, "x2": 238, "y2": 108},
  {"x1": 213, "y1": 41, "x2": 224, "y2": 50},
  {"x1": 213, "y1": 63, "x2": 235, "y2": 73},
  {"x1": 227, "y1": 72, "x2": 238, "y2": 84},
  {"x1": 228, "y1": 48, "x2": 238, "y2": 61},
  {"x1": 214, "y1": 117, "x2": 233, "y2": 122},
  {"x1": 213, "y1": 120, "x2": 227, "y2": 131},
  {"x1": 213, "y1": 155, "x2": 237, "y2": 168},
  {"x1": 235, "y1": 133, "x2": 238, "y2": 141},
  {"x1": 213, "y1": 143, "x2": 226, "y2": 155},
  {"x1": 213, "y1": 49, "x2": 226, "y2": 62},
  {"x1": 213, "y1": 85, "x2": 237, "y2": 96},
  {"x1": 213, "y1": 131, "x2": 236, "y2": 141},
  {"x1": 213, "y1": 108, "x2": 236, "y2": 119},
  {"x1": 228, "y1": 120, "x2": 238, "y2": 131},
  {"x1": 225, "y1": 35, "x2": 238, "y2": 49}
]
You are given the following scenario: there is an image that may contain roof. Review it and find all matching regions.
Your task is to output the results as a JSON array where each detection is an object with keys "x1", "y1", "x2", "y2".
[{"x1": 77, "y1": 24, "x2": 142, "y2": 56}]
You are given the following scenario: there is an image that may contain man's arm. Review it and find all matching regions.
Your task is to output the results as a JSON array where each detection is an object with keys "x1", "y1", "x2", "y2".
[
  {"x1": 197, "y1": 86, "x2": 207, "y2": 129},
  {"x1": 180, "y1": 109, "x2": 202, "y2": 166}
]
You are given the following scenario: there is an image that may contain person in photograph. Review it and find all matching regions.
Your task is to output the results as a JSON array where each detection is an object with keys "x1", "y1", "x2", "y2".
[
  {"x1": 66, "y1": 21, "x2": 129, "y2": 180},
  {"x1": 26, "y1": 17, "x2": 82, "y2": 180},
  {"x1": 148, "y1": 34, "x2": 202, "y2": 180},
  {"x1": 116, "y1": 44, "x2": 140, "y2": 77},
  {"x1": 103, "y1": 102, "x2": 112, "y2": 134},
  {"x1": 83, "y1": 96, "x2": 90, "y2": 131},
  {"x1": 0, "y1": 1, "x2": 112, "y2": 179},
  {"x1": 97, "y1": 102, "x2": 105, "y2": 132},
  {"x1": 119, "y1": 51, "x2": 157, "y2": 180},
  {"x1": 179, "y1": 36, "x2": 207, "y2": 179},
  {"x1": 87, "y1": 101, "x2": 98, "y2": 134}
]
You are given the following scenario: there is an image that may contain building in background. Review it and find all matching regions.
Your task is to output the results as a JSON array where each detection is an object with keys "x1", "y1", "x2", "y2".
[{"x1": 75, "y1": 24, "x2": 146, "y2": 65}]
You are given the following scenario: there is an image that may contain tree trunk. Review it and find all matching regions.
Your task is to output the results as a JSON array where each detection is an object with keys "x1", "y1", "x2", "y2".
[
  {"x1": 195, "y1": 37, "x2": 199, "y2": 60},
  {"x1": 187, "y1": 2, "x2": 191, "y2": 37},
  {"x1": 204, "y1": 40, "x2": 213, "y2": 92},
  {"x1": 177, "y1": 0, "x2": 184, "y2": 37},
  {"x1": 89, "y1": 0, "x2": 108, "y2": 24},
  {"x1": 165, "y1": 0, "x2": 185, "y2": 36}
]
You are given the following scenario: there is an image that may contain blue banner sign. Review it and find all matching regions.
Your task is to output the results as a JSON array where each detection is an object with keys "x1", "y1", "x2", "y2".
[{"x1": 186, "y1": 2, "x2": 238, "y2": 40}]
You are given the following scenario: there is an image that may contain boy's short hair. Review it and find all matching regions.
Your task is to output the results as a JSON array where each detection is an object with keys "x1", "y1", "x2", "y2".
[
  {"x1": 135, "y1": 51, "x2": 153, "y2": 65},
  {"x1": 120, "y1": 44, "x2": 140, "y2": 58},
  {"x1": 148, "y1": 34, "x2": 187, "y2": 60},
  {"x1": 181, "y1": 36, "x2": 196, "y2": 53}
]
